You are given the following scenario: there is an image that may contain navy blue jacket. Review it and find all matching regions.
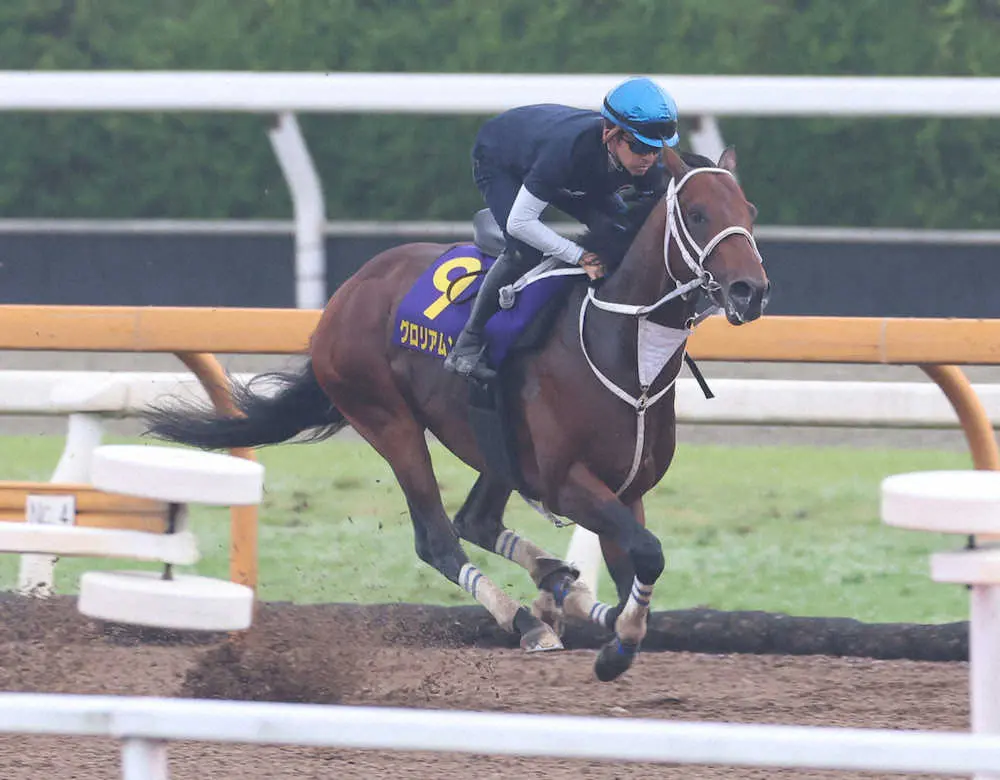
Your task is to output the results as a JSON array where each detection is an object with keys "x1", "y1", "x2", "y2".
[{"x1": 474, "y1": 104, "x2": 666, "y2": 222}]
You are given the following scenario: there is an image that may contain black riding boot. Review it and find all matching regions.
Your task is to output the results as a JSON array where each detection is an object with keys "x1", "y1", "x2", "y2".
[{"x1": 444, "y1": 249, "x2": 525, "y2": 382}]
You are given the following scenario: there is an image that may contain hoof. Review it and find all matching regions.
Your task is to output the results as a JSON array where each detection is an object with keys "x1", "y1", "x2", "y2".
[
  {"x1": 520, "y1": 623, "x2": 564, "y2": 653},
  {"x1": 531, "y1": 590, "x2": 566, "y2": 638},
  {"x1": 594, "y1": 637, "x2": 638, "y2": 682}
]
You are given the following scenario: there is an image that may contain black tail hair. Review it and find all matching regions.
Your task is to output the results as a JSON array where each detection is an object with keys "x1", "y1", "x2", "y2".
[{"x1": 141, "y1": 361, "x2": 346, "y2": 451}]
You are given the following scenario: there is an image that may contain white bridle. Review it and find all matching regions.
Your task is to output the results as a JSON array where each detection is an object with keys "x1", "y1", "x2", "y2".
[
  {"x1": 585, "y1": 166, "x2": 764, "y2": 320},
  {"x1": 579, "y1": 166, "x2": 766, "y2": 495}
]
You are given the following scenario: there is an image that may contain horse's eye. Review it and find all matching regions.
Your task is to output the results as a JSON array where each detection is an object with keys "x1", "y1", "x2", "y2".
[{"x1": 688, "y1": 208, "x2": 707, "y2": 225}]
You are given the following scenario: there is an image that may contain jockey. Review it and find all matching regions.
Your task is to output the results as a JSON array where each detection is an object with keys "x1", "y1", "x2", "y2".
[{"x1": 444, "y1": 76, "x2": 680, "y2": 382}]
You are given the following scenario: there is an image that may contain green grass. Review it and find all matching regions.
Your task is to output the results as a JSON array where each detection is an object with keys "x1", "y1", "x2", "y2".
[{"x1": 0, "y1": 434, "x2": 973, "y2": 624}]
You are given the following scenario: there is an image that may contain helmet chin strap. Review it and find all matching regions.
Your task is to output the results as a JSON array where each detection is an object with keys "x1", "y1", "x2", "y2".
[{"x1": 605, "y1": 129, "x2": 627, "y2": 172}]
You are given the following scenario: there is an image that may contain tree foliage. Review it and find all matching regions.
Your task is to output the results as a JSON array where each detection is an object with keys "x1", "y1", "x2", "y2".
[{"x1": 1, "y1": 0, "x2": 999, "y2": 227}]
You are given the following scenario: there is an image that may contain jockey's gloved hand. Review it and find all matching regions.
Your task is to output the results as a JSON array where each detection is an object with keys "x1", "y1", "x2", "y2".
[
  {"x1": 580, "y1": 252, "x2": 606, "y2": 282},
  {"x1": 612, "y1": 185, "x2": 660, "y2": 213},
  {"x1": 612, "y1": 185, "x2": 640, "y2": 211}
]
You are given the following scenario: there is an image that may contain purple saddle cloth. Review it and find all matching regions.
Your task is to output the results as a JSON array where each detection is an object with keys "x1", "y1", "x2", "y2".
[{"x1": 393, "y1": 245, "x2": 572, "y2": 368}]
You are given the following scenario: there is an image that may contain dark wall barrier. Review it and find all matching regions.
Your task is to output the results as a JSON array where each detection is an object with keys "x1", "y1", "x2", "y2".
[
  {"x1": 1, "y1": 227, "x2": 998, "y2": 318},
  {"x1": 0, "y1": 232, "x2": 296, "y2": 308},
  {"x1": 759, "y1": 239, "x2": 1000, "y2": 318}
]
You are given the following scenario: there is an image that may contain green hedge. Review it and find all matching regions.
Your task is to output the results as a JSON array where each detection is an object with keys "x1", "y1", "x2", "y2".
[{"x1": 1, "y1": 0, "x2": 999, "y2": 227}]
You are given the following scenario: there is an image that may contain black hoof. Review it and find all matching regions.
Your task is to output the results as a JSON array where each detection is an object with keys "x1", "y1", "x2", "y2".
[{"x1": 594, "y1": 637, "x2": 638, "y2": 682}]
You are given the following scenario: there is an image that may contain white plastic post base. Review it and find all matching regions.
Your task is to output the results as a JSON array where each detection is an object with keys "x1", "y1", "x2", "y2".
[
  {"x1": 90, "y1": 445, "x2": 264, "y2": 506},
  {"x1": 78, "y1": 570, "x2": 254, "y2": 631},
  {"x1": 932, "y1": 548, "x2": 1000, "y2": 585},
  {"x1": 881, "y1": 471, "x2": 1000, "y2": 535}
]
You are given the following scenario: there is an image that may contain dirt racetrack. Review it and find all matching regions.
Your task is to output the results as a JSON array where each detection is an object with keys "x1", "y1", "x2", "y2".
[{"x1": 0, "y1": 595, "x2": 973, "y2": 780}]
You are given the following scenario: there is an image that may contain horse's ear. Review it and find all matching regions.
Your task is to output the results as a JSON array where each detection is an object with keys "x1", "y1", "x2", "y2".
[
  {"x1": 662, "y1": 147, "x2": 689, "y2": 179},
  {"x1": 718, "y1": 146, "x2": 738, "y2": 174}
]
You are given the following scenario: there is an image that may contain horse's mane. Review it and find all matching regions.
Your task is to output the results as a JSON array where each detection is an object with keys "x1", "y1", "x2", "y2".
[{"x1": 579, "y1": 152, "x2": 716, "y2": 270}]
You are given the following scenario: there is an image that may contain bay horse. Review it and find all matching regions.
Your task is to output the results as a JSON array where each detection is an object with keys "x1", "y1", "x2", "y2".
[{"x1": 143, "y1": 147, "x2": 768, "y2": 682}]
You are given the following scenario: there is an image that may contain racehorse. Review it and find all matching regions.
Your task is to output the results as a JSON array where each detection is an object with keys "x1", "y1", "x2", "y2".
[{"x1": 142, "y1": 146, "x2": 769, "y2": 682}]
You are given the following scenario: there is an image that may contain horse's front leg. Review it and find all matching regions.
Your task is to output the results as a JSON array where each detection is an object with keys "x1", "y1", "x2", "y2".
[
  {"x1": 556, "y1": 464, "x2": 663, "y2": 682},
  {"x1": 600, "y1": 498, "x2": 647, "y2": 605}
]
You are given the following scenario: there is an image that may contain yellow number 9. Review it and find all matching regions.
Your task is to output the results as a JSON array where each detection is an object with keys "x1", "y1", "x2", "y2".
[{"x1": 422, "y1": 256, "x2": 483, "y2": 321}]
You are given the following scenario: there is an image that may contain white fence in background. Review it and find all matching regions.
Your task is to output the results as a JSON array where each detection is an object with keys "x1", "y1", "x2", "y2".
[
  {"x1": 5, "y1": 72, "x2": 1000, "y2": 115},
  {"x1": 1, "y1": 693, "x2": 999, "y2": 779},
  {"x1": 6, "y1": 370, "x2": 1000, "y2": 428},
  {"x1": 5, "y1": 71, "x2": 1000, "y2": 307}
]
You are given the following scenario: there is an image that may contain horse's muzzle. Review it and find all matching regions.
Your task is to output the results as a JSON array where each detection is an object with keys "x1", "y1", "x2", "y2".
[{"x1": 722, "y1": 279, "x2": 770, "y2": 325}]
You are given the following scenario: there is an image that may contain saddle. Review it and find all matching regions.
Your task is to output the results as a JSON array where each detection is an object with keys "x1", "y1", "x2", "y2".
[
  {"x1": 394, "y1": 212, "x2": 576, "y2": 370},
  {"x1": 472, "y1": 208, "x2": 506, "y2": 257}
]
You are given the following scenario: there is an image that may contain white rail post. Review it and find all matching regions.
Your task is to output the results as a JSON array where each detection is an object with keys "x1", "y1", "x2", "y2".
[
  {"x1": 268, "y1": 112, "x2": 327, "y2": 310},
  {"x1": 121, "y1": 737, "x2": 169, "y2": 780},
  {"x1": 971, "y1": 583, "x2": 1000, "y2": 780},
  {"x1": 18, "y1": 412, "x2": 104, "y2": 596},
  {"x1": 564, "y1": 526, "x2": 601, "y2": 598},
  {"x1": 686, "y1": 115, "x2": 727, "y2": 162}
]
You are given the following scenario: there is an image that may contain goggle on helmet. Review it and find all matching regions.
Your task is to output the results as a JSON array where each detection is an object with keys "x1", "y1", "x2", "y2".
[{"x1": 601, "y1": 77, "x2": 680, "y2": 149}]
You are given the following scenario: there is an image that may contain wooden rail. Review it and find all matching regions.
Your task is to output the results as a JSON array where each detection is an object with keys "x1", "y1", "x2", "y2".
[
  {"x1": 4, "y1": 306, "x2": 1000, "y2": 363},
  {"x1": 0, "y1": 482, "x2": 170, "y2": 533}
]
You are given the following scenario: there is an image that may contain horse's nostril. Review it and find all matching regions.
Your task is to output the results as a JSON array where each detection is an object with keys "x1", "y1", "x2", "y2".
[{"x1": 729, "y1": 281, "x2": 753, "y2": 306}]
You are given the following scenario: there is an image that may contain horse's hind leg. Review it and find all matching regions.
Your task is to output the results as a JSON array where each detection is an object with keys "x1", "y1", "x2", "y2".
[
  {"x1": 338, "y1": 403, "x2": 560, "y2": 651},
  {"x1": 453, "y1": 474, "x2": 583, "y2": 638}
]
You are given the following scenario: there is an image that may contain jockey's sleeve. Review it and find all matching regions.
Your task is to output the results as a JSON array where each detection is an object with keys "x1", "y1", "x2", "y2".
[{"x1": 506, "y1": 185, "x2": 586, "y2": 266}]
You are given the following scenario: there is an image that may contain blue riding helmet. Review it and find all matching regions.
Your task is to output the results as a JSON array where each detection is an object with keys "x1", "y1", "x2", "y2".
[{"x1": 601, "y1": 77, "x2": 680, "y2": 148}]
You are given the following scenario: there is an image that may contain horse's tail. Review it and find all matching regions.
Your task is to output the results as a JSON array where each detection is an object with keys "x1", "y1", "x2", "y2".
[{"x1": 141, "y1": 361, "x2": 346, "y2": 450}]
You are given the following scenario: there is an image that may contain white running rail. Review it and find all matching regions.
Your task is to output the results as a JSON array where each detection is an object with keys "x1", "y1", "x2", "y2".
[
  {"x1": 5, "y1": 370, "x2": 1000, "y2": 427},
  {"x1": 0, "y1": 693, "x2": 997, "y2": 779}
]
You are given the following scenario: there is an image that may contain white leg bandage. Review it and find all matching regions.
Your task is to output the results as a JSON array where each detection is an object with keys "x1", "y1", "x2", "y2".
[
  {"x1": 459, "y1": 563, "x2": 520, "y2": 632},
  {"x1": 495, "y1": 529, "x2": 559, "y2": 584},
  {"x1": 562, "y1": 578, "x2": 613, "y2": 629},
  {"x1": 615, "y1": 576, "x2": 653, "y2": 645}
]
